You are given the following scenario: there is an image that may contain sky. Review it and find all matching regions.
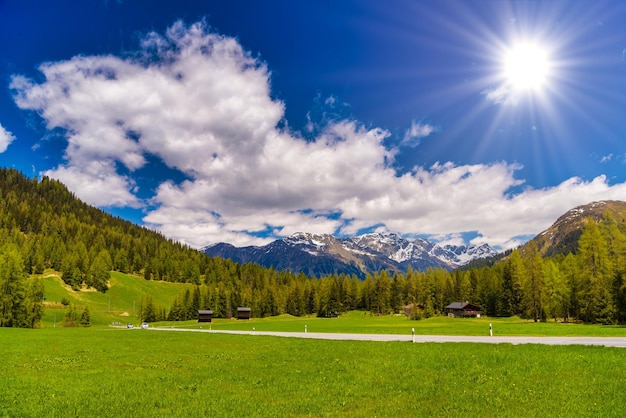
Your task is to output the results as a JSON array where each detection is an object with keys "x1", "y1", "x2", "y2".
[{"x1": 1, "y1": 0, "x2": 625, "y2": 250}]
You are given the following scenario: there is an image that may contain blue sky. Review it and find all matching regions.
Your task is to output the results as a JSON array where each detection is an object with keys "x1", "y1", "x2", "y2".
[{"x1": 1, "y1": 0, "x2": 625, "y2": 249}]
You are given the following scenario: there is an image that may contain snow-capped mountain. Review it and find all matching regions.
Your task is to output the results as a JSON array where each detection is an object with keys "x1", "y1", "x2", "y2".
[{"x1": 204, "y1": 232, "x2": 497, "y2": 278}]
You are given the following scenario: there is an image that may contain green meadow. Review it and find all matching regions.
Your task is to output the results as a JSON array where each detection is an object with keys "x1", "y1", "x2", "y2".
[
  {"x1": 158, "y1": 311, "x2": 626, "y2": 337},
  {"x1": 1, "y1": 327, "x2": 625, "y2": 417},
  {"x1": 13, "y1": 270, "x2": 623, "y2": 416}
]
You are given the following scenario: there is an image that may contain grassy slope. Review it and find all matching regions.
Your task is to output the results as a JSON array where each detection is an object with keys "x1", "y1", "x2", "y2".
[
  {"x1": 1, "y1": 327, "x2": 624, "y2": 417},
  {"x1": 41, "y1": 271, "x2": 192, "y2": 326}
]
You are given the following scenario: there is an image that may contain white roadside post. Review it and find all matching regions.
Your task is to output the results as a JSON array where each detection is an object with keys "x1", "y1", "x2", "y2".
[
  {"x1": 305, "y1": 325, "x2": 308, "y2": 333},
  {"x1": 490, "y1": 323, "x2": 493, "y2": 336},
  {"x1": 412, "y1": 328, "x2": 415, "y2": 343}
]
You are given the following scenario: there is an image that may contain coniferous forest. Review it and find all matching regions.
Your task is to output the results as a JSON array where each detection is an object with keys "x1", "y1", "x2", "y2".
[{"x1": 1, "y1": 167, "x2": 626, "y2": 328}]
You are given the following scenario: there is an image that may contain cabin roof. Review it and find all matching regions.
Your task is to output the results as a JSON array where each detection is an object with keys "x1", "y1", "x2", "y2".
[{"x1": 445, "y1": 302, "x2": 481, "y2": 311}]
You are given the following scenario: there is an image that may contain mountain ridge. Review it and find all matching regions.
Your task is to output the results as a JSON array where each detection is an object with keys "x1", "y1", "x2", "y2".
[
  {"x1": 527, "y1": 200, "x2": 626, "y2": 257},
  {"x1": 204, "y1": 232, "x2": 498, "y2": 278}
]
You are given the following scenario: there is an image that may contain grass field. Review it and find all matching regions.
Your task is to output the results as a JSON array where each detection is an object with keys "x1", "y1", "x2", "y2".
[
  {"x1": 155, "y1": 310, "x2": 626, "y2": 337},
  {"x1": 1, "y1": 327, "x2": 625, "y2": 417},
  {"x1": 23, "y1": 271, "x2": 625, "y2": 416}
]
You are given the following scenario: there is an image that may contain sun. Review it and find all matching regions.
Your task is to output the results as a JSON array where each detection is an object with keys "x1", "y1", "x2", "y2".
[{"x1": 503, "y1": 43, "x2": 551, "y2": 91}]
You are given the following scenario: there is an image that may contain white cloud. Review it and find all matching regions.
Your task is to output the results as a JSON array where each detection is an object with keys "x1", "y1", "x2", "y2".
[
  {"x1": 600, "y1": 154, "x2": 613, "y2": 163},
  {"x1": 11, "y1": 20, "x2": 626, "y2": 249},
  {"x1": 44, "y1": 162, "x2": 141, "y2": 208},
  {"x1": 11, "y1": 20, "x2": 282, "y2": 201},
  {"x1": 0, "y1": 123, "x2": 15, "y2": 153},
  {"x1": 431, "y1": 233, "x2": 467, "y2": 247},
  {"x1": 401, "y1": 120, "x2": 437, "y2": 147}
]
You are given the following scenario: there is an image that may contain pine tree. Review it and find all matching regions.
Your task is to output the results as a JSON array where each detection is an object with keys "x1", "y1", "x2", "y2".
[
  {"x1": 285, "y1": 282, "x2": 304, "y2": 316},
  {"x1": 502, "y1": 250, "x2": 524, "y2": 316},
  {"x1": 167, "y1": 296, "x2": 183, "y2": 321},
  {"x1": 63, "y1": 304, "x2": 79, "y2": 327},
  {"x1": 88, "y1": 250, "x2": 112, "y2": 292},
  {"x1": 521, "y1": 243, "x2": 545, "y2": 322},
  {"x1": 26, "y1": 277, "x2": 45, "y2": 328},
  {"x1": 0, "y1": 245, "x2": 28, "y2": 327},
  {"x1": 577, "y1": 220, "x2": 615, "y2": 323},
  {"x1": 542, "y1": 259, "x2": 570, "y2": 321},
  {"x1": 186, "y1": 287, "x2": 200, "y2": 320},
  {"x1": 305, "y1": 284, "x2": 317, "y2": 315},
  {"x1": 80, "y1": 306, "x2": 91, "y2": 327},
  {"x1": 142, "y1": 295, "x2": 156, "y2": 323}
]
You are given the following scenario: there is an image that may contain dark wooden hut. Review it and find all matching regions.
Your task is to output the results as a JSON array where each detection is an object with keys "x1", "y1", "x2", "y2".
[
  {"x1": 237, "y1": 307, "x2": 251, "y2": 320},
  {"x1": 198, "y1": 310, "x2": 213, "y2": 323},
  {"x1": 445, "y1": 302, "x2": 483, "y2": 318}
]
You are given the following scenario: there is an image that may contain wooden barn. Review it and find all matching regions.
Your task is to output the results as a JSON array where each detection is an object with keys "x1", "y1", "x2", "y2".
[
  {"x1": 445, "y1": 302, "x2": 483, "y2": 318},
  {"x1": 237, "y1": 307, "x2": 251, "y2": 320},
  {"x1": 198, "y1": 310, "x2": 213, "y2": 323}
]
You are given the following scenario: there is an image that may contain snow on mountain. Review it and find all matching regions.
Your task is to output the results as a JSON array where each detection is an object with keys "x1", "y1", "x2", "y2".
[
  {"x1": 439, "y1": 243, "x2": 496, "y2": 265},
  {"x1": 204, "y1": 231, "x2": 498, "y2": 278}
]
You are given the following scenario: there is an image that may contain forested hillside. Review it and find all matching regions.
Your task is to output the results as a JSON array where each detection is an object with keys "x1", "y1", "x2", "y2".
[
  {"x1": 0, "y1": 168, "x2": 241, "y2": 327},
  {"x1": 1, "y1": 168, "x2": 625, "y2": 327},
  {"x1": 0, "y1": 168, "x2": 222, "y2": 286}
]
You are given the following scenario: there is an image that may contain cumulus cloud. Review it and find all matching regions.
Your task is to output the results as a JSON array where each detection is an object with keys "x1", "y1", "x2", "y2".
[
  {"x1": 46, "y1": 162, "x2": 141, "y2": 208},
  {"x1": 401, "y1": 120, "x2": 437, "y2": 147},
  {"x1": 11, "y1": 20, "x2": 282, "y2": 208},
  {"x1": 11, "y1": 20, "x2": 626, "y2": 249},
  {"x1": 0, "y1": 123, "x2": 15, "y2": 153}
]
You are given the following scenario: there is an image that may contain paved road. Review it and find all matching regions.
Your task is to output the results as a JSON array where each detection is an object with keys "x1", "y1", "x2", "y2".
[{"x1": 148, "y1": 327, "x2": 626, "y2": 347}]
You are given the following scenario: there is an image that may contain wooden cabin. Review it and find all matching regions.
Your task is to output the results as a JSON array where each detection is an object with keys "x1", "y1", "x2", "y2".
[
  {"x1": 237, "y1": 307, "x2": 251, "y2": 320},
  {"x1": 198, "y1": 310, "x2": 213, "y2": 323},
  {"x1": 445, "y1": 302, "x2": 483, "y2": 318}
]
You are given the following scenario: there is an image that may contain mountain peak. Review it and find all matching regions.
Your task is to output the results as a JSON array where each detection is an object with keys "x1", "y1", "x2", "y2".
[
  {"x1": 205, "y1": 231, "x2": 497, "y2": 278},
  {"x1": 529, "y1": 200, "x2": 626, "y2": 257},
  {"x1": 285, "y1": 232, "x2": 334, "y2": 247}
]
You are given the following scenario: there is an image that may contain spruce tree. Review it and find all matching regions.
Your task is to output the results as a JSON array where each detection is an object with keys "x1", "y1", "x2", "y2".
[
  {"x1": 80, "y1": 306, "x2": 91, "y2": 327},
  {"x1": 142, "y1": 295, "x2": 156, "y2": 323},
  {"x1": 0, "y1": 245, "x2": 28, "y2": 327},
  {"x1": 27, "y1": 277, "x2": 45, "y2": 328},
  {"x1": 577, "y1": 220, "x2": 615, "y2": 323}
]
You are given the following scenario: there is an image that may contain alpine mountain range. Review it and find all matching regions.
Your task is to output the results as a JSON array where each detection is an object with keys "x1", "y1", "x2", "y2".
[{"x1": 204, "y1": 232, "x2": 497, "y2": 279}]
